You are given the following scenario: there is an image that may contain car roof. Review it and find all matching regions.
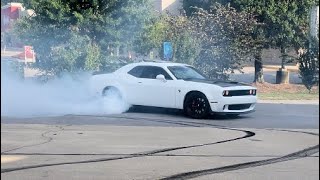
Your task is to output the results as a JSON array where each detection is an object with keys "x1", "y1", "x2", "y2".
[
  {"x1": 115, "y1": 61, "x2": 190, "y2": 73},
  {"x1": 132, "y1": 61, "x2": 189, "y2": 67}
]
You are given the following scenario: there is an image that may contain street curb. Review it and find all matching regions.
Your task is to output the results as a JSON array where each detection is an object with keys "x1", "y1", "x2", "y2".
[{"x1": 258, "y1": 100, "x2": 319, "y2": 105}]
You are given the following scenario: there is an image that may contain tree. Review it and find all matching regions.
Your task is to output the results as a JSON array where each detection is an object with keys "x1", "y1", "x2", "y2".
[
  {"x1": 188, "y1": 5, "x2": 257, "y2": 80},
  {"x1": 231, "y1": 0, "x2": 319, "y2": 82},
  {"x1": 134, "y1": 14, "x2": 201, "y2": 65},
  {"x1": 134, "y1": 15, "x2": 169, "y2": 57},
  {"x1": 14, "y1": 0, "x2": 154, "y2": 75},
  {"x1": 183, "y1": 0, "x2": 319, "y2": 83},
  {"x1": 299, "y1": 37, "x2": 319, "y2": 92},
  {"x1": 183, "y1": 0, "x2": 209, "y2": 16},
  {"x1": 138, "y1": 3, "x2": 257, "y2": 80}
]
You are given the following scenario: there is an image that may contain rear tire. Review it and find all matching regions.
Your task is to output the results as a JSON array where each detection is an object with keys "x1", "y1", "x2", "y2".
[
  {"x1": 184, "y1": 92, "x2": 210, "y2": 119},
  {"x1": 102, "y1": 86, "x2": 122, "y2": 99}
]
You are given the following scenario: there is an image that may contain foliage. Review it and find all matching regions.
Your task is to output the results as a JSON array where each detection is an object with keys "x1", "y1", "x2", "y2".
[
  {"x1": 182, "y1": 0, "x2": 228, "y2": 16},
  {"x1": 183, "y1": 0, "x2": 319, "y2": 82},
  {"x1": 134, "y1": 15, "x2": 169, "y2": 56},
  {"x1": 14, "y1": 0, "x2": 153, "y2": 76},
  {"x1": 134, "y1": 14, "x2": 201, "y2": 65},
  {"x1": 299, "y1": 37, "x2": 319, "y2": 92},
  {"x1": 235, "y1": 0, "x2": 317, "y2": 55},
  {"x1": 231, "y1": 0, "x2": 319, "y2": 82},
  {"x1": 188, "y1": 4, "x2": 257, "y2": 80},
  {"x1": 85, "y1": 43, "x2": 101, "y2": 71},
  {"x1": 185, "y1": 0, "x2": 318, "y2": 51},
  {"x1": 137, "y1": 4, "x2": 257, "y2": 80}
]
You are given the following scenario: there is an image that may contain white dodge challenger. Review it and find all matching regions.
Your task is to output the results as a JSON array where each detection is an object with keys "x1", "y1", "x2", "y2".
[{"x1": 90, "y1": 61, "x2": 257, "y2": 119}]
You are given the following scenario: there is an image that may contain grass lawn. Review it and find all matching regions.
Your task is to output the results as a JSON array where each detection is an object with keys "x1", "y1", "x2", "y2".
[
  {"x1": 252, "y1": 83, "x2": 319, "y2": 100},
  {"x1": 258, "y1": 92, "x2": 319, "y2": 100}
]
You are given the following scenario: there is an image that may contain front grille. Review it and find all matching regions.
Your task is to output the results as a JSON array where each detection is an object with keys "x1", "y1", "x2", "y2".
[
  {"x1": 227, "y1": 90, "x2": 254, "y2": 96},
  {"x1": 228, "y1": 104, "x2": 252, "y2": 110}
]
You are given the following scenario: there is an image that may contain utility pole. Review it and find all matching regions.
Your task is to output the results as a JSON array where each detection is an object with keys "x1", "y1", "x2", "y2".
[{"x1": 310, "y1": 6, "x2": 319, "y2": 39}]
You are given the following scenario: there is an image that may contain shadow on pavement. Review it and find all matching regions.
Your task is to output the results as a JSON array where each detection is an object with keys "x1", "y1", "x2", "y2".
[{"x1": 127, "y1": 106, "x2": 246, "y2": 121}]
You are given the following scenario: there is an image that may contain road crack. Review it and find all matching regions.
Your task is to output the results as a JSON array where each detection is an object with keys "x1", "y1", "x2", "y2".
[{"x1": 1, "y1": 125, "x2": 65, "y2": 154}]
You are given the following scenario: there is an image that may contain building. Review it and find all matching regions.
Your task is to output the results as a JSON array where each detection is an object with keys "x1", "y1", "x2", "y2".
[
  {"x1": 1, "y1": 3, "x2": 34, "y2": 33},
  {"x1": 153, "y1": 0, "x2": 182, "y2": 15},
  {"x1": 1, "y1": 2, "x2": 35, "y2": 63}
]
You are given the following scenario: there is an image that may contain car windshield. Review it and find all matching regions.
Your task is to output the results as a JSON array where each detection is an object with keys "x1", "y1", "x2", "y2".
[{"x1": 167, "y1": 66, "x2": 207, "y2": 80}]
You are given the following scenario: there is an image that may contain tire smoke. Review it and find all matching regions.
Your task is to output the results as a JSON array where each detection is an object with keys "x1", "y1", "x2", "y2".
[{"x1": 1, "y1": 70, "x2": 130, "y2": 118}]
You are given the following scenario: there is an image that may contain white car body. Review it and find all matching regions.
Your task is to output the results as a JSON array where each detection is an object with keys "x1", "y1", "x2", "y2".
[{"x1": 90, "y1": 61, "x2": 257, "y2": 117}]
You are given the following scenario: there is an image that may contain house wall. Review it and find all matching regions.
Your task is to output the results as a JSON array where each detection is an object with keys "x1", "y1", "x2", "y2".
[{"x1": 153, "y1": 0, "x2": 182, "y2": 15}]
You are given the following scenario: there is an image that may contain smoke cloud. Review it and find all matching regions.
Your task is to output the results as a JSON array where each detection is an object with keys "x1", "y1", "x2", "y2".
[{"x1": 1, "y1": 68, "x2": 130, "y2": 118}]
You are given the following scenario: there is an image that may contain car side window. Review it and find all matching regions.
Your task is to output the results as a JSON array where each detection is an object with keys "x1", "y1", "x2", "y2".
[
  {"x1": 128, "y1": 66, "x2": 145, "y2": 78},
  {"x1": 140, "y1": 66, "x2": 173, "y2": 80}
]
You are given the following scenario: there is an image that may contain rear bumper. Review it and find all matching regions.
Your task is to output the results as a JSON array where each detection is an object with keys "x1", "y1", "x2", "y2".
[{"x1": 209, "y1": 96, "x2": 257, "y2": 114}]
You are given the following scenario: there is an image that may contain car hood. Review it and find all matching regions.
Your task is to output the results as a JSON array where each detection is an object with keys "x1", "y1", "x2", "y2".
[{"x1": 184, "y1": 79, "x2": 249, "y2": 87}]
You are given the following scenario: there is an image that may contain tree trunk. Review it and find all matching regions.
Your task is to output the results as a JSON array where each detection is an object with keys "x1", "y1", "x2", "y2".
[
  {"x1": 116, "y1": 45, "x2": 120, "y2": 56},
  {"x1": 280, "y1": 46, "x2": 286, "y2": 69},
  {"x1": 254, "y1": 50, "x2": 264, "y2": 83}
]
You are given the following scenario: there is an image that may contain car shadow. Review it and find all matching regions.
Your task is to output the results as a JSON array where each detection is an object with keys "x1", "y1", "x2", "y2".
[
  {"x1": 207, "y1": 114, "x2": 247, "y2": 121},
  {"x1": 126, "y1": 106, "x2": 245, "y2": 121}
]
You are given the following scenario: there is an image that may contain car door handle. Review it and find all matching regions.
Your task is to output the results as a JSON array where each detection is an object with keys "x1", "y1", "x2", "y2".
[{"x1": 138, "y1": 82, "x2": 142, "y2": 83}]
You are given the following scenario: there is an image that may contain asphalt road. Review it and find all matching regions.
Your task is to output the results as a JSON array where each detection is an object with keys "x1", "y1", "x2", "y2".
[
  {"x1": 2, "y1": 103, "x2": 319, "y2": 129},
  {"x1": 1, "y1": 102, "x2": 319, "y2": 180}
]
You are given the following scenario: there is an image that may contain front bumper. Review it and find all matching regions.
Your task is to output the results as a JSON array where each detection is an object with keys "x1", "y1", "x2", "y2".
[
  {"x1": 209, "y1": 95, "x2": 257, "y2": 114},
  {"x1": 212, "y1": 109, "x2": 255, "y2": 115}
]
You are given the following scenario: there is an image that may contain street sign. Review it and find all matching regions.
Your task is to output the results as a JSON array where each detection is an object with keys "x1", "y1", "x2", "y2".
[{"x1": 163, "y1": 42, "x2": 173, "y2": 61}]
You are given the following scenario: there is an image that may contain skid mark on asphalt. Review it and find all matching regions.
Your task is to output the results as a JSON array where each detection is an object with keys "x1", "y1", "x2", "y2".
[
  {"x1": 2, "y1": 152, "x2": 319, "y2": 158},
  {"x1": 1, "y1": 125, "x2": 66, "y2": 154},
  {"x1": 160, "y1": 127, "x2": 319, "y2": 180},
  {"x1": 160, "y1": 145, "x2": 319, "y2": 180},
  {"x1": 1, "y1": 116, "x2": 318, "y2": 180},
  {"x1": 0, "y1": 153, "x2": 283, "y2": 158},
  {"x1": 1, "y1": 118, "x2": 255, "y2": 173}
]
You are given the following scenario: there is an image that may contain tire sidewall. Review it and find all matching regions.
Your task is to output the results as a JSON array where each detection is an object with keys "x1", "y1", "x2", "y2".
[
  {"x1": 184, "y1": 92, "x2": 210, "y2": 119},
  {"x1": 102, "y1": 87, "x2": 122, "y2": 99}
]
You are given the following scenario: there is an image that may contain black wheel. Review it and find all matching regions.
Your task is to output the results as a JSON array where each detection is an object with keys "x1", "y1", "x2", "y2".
[
  {"x1": 102, "y1": 86, "x2": 122, "y2": 99},
  {"x1": 184, "y1": 92, "x2": 210, "y2": 119}
]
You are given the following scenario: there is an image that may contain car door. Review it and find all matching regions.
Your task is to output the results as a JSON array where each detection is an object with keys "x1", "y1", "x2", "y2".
[
  {"x1": 125, "y1": 66, "x2": 176, "y2": 108},
  {"x1": 124, "y1": 66, "x2": 146, "y2": 105}
]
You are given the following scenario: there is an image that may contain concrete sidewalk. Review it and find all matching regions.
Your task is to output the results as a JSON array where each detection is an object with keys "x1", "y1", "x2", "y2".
[{"x1": 1, "y1": 124, "x2": 318, "y2": 180}]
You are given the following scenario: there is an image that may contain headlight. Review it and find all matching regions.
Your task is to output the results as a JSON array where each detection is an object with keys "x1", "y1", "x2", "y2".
[{"x1": 223, "y1": 90, "x2": 229, "y2": 96}]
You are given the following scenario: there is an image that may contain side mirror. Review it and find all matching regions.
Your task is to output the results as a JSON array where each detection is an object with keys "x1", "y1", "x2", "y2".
[{"x1": 156, "y1": 74, "x2": 166, "y2": 82}]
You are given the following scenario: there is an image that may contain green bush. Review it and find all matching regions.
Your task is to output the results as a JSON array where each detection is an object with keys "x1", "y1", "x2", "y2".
[{"x1": 299, "y1": 37, "x2": 319, "y2": 92}]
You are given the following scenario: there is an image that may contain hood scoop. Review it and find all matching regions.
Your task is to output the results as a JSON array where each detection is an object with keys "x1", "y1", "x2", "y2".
[{"x1": 184, "y1": 79, "x2": 248, "y2": 87}]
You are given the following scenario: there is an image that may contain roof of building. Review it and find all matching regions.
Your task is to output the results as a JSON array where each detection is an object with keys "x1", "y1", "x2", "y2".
[{"x1": 1, "y1": 3, "x2": 24, "y2": 10}]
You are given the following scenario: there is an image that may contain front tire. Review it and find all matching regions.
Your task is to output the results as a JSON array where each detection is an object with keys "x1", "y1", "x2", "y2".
[{"x1": 184, "y1": 92, "x2": 210, "y2": 119}]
